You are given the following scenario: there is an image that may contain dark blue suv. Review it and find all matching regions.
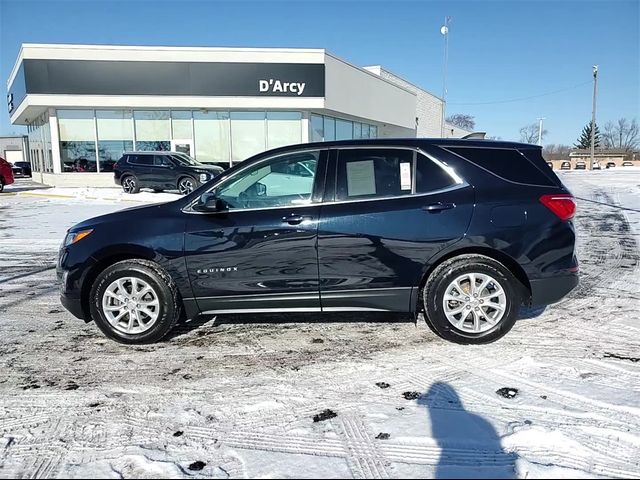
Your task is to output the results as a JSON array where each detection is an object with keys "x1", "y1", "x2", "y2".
[{"x1": 58, "y1": 139, "x2": 578, "y2": 345}]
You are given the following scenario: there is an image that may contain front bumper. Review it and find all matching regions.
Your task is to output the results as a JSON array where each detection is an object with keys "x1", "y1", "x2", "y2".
[
  {"x1": 57, "y1": 247, "x2": 92, "y2": 321},
  {"x1": 530, "y1": 274, "x2": 579, "y2": 306},
  {"x1": 60, "y1": 292, "x2": 85, "y2": 320}
]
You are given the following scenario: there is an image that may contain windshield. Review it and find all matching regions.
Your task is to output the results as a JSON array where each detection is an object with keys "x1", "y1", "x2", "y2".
[{"x1": 171, "y1": 153, "x2": 199, "y2": 166}]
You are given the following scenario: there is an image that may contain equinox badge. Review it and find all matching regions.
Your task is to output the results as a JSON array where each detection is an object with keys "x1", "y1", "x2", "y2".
[{"x1": 196, "y1": 267, "x2": 239, "y2": 274}]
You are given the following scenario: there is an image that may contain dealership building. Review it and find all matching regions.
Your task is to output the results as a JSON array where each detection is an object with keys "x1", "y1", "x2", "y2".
[{"x1": 7, "y1": 43, "x2": 469, "y2": 187}]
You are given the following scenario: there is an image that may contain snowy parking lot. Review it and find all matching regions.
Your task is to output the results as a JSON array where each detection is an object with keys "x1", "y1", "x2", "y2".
[{"x1": 0, "y1": 171, "x2": 639, "y2": 479}]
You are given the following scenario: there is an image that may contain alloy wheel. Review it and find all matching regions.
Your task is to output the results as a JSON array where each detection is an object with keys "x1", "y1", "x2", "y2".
[
  {"x1": 442, "y1": 272, "x2": 507, "y2": 333},
  {"x1": 101, "y1": 277, "x2": 160, "y2": 334},
  {"x1": 178, "y1": 178, "x2": 194, "y2": 195},
  {"x1": 122, "y1": 177, "x2": 136, "y2": 193}
]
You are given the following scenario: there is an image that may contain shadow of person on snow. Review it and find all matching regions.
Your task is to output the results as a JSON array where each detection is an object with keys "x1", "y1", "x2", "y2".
[{"x1": 418, "y1": 382, "x2": 518, "y2": 479}]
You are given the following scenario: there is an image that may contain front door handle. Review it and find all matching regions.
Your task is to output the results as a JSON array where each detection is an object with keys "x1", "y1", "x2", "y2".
[
  {"x1": 283, "y1": 214, "x2": 306, "y2": 225},
  {"x1": 423, "y1": 202, "x2": 456, "y2": 213}
]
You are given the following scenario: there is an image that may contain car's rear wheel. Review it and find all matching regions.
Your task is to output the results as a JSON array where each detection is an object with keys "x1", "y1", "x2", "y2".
[
  {"x1": 178, "y1": 176, "x2": 196, "y2": 195},
  {"x1": 0, "y1": 178, "x2": 4, "y2": 193},
  {"x1": 121, "y1": 175, "x2": 140, "y2": 194},
  {"x1": 423, "y1": 254, "x2": 521, "y2": 344},
  {"x1": 89, "y1": 259, "x2": 181, "y2": 344}
]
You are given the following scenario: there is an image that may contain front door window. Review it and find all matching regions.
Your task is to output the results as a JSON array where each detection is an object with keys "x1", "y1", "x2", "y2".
[{"x1": 215, "y1": 151, "x2": 319, "y2": 210}]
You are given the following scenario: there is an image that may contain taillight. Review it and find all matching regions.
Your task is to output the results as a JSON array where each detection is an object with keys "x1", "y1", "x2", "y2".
[{"x1": 539, "y1": 194, "x2": 576, "y2": 221}]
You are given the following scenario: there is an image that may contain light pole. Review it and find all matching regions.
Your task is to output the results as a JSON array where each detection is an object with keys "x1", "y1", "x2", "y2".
[
  {"x1": 589, "y1": 65, "x2": 599, "y2": 171},
  {"x1": 537, "y1": 117, "x2": 546, "y2": 146},
  {"x1": 440, "y1": 16, "x2": 451, "y2": 138}
]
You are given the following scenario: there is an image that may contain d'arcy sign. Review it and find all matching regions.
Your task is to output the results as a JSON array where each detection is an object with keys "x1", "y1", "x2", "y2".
[
  {"x1": 258, "y1": 79, "x2": 306, "y2": 96},
  {"x1": 8, "y1": 60, "x2": 326, "y2": 102}
]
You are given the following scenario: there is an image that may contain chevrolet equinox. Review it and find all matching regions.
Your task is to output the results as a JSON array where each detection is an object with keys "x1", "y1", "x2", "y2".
[{"x1": 58, "y1": 139, "x2": 578, "y2": 345}]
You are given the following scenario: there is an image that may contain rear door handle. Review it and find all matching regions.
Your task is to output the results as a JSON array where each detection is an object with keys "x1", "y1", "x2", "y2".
[
  {"x1": 283, "y1": 214, "x2": 307, "y2": 225},
  {"x1": 423, "y1": 202, "x2": 456, "y2": 212}
]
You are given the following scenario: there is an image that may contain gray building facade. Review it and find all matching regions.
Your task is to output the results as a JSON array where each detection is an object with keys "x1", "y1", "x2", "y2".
[{"x1": 7, "y1": 44, "x2": 461, "y2": 187}]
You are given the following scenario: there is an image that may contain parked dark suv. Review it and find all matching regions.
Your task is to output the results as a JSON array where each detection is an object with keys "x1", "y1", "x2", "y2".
[
  {"x1": 58, "y1": 139, "x2": 578, "y2": 345},
  {"x1": 11, "y1": 161, "x2": 32, "y2": 177},
  {"x1": 113, "y1": 151, "x2": 224, "y2": 194}
]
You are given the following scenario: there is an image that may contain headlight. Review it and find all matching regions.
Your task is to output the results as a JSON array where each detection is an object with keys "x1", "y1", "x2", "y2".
[
  {"x1": 63, "y1": 229, "x2": 93, "y2": 246},
  {"x1": 199, "y1": 173, "x2": 209, "y2": 183}
]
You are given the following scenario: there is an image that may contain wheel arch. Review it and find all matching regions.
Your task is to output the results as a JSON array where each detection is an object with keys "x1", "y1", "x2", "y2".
[
  {"x1": 79, "y1": 249, "x2": 156, "y2": 321},
  {"x1": 413, "y1": 246, "x2": 532, "y2": 315}
]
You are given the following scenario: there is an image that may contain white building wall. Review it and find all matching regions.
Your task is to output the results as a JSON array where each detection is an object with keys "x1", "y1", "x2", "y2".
[
  {"x1": 364, "y1": 66, "x2": 444, "y2": 137},
  {"x1": 443, "y1": 122, "x2": 473, "y2": 138}
]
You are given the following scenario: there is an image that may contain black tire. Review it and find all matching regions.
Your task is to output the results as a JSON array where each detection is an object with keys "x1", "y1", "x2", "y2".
[
  {"x1": 121, "y1": 175, "x2": 140, "y2": 194},
  {"x1": 0, "y1": 178, "x2": 4, "y2": 193},
  {"x1": 89, "y1": 259, "x2": 181, "y2": 344},
  {"x1": 422, "y1": 254, "x2": 521, "y2": 345},
  {"x1": 177, "y1": 176, "x2": 196, "y2": 195}
]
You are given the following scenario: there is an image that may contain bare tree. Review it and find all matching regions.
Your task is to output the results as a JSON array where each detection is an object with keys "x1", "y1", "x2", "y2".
[
  {"x1": 543, "y1": 144, "x2": 571, "y2": 155},
  {"x1": 446, "y1": 113, "x2": 476, "y2": 130},
  {"x1": 519, "y1": 123, "x2": 547, "y2": 144},
  {"x1": 602, "y1": 118, "x2": 639, "y2": 151}
]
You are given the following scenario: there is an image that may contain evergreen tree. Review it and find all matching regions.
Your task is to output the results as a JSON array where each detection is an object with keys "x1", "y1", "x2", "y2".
[{"x1": 575, "y1": 122, "x2": 601, "y2": 149}]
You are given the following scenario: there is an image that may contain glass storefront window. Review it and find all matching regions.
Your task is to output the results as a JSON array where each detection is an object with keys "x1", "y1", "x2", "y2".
[
  {"x1": 267, "y1": 111, "x2": 302, "y2": 149},
  {"x1": 58, "y1": 110, "x2": 97, "y2": 172},
  {"x1": 171, "y1": 111, "x2": 193, "y2": 139},
  {"x1": 231, "y1": 111, "x2": 266, "y2": 161},
  {"x1": 324, "y1": 117, "x2": 336, "y2": 141},
  {"x1": 134, "y1": 110, "x2": 170, "y2": 151},
  {"x1": 310, "y1": 114, "x2": 377, "y2": 142},
  {"x1": 336, "y1": 119, "x2": 353, "y2": 140},
  {"x1": 353, "y1": 122, "x2": 362, "y2": 139},
  {"x1": 310, "y1": 114, "x2": 323, "y2": 142},
  {"x1": 193, "y1": 111, "x2": 230, "y2": 165},
  {"x1": 96, "y1": 110, "x2": 133, "y2": 172}
]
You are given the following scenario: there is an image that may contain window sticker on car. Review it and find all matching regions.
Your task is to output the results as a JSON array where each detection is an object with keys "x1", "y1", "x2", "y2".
[
  {"x1": 346, "y1": 160, "x2": 376, "y2": 196},
  {"x1": 400, "y1": 162, "x2": 412, "y2": 190}
]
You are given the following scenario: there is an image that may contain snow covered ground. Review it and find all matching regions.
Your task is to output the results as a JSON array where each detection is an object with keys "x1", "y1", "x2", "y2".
[
  {"x1": 2, "y1": 178, "x2": 182, "y2": 204},
  {"x1": 0, "y1": 172, "x2": 638, "y2": 479}
]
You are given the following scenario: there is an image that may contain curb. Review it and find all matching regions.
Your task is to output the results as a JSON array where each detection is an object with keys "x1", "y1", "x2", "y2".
[{"x1": 14, "y1": 191, "x2": 149, "y2": 203}]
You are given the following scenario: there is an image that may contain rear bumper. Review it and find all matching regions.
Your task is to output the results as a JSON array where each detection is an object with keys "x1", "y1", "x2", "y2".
[{"x1": 530, "y1": 274, "x2": 579, "y2": 306}]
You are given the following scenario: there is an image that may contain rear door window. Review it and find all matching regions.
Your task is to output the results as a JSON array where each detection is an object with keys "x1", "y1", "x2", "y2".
[
  {"x1": 128, "y1": 154, "x2": 153, "y2": 166},
  {"x1": 336, "y1": 148, "x2": 414, "y2": 200},
  {"x1": 444, "y1": 147, "x2": 554, "y2": 186}
]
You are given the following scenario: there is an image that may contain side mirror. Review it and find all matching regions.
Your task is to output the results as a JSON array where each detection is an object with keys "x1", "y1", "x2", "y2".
[
  {"x1": 193, "y1": 192, "x2": 227, "y2": 212},
  {"x1": 243, "y1": 182, "x2": 267, "y2": 198}
]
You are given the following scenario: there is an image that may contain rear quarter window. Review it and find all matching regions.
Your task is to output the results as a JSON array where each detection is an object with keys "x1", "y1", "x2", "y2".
[
  {"x1": 416, "y1": 153, "x2": 457, "y2": 193},
  {"x1": 444, "y1": 147, "x2": 555, "y2": 186}
]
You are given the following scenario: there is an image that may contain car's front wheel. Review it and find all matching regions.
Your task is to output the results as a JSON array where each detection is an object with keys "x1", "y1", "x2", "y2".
[
  {"x1": 0, "y1": 178, "x2": 4, "y2": 193},
  {"x1": 89, "y1": 259, "x2": 181, "y2": 344},
  {"x1": 177, "y1": 176, "x2": 196, "y2": 195},
  {"x1": 423, "y1": 254, "x2": 521, "y2": 344},
  {"x1": 121, "y1": 175, "x2": 140, "y2": 194}
]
